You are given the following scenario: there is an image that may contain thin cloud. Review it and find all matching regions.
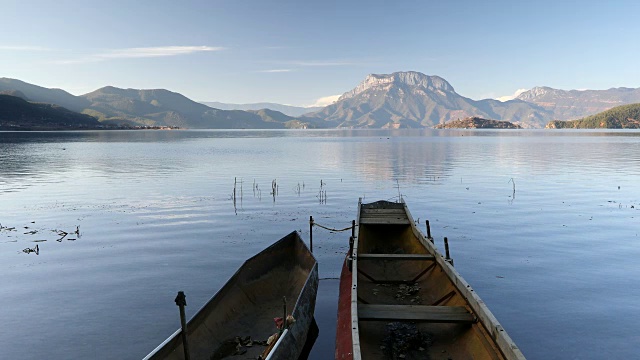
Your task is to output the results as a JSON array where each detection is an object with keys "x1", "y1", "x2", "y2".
[
  {"x1": 496, "y1": 88, "x2": 528, "y2": 102},
  {"x1": 258, "y1": 69, "x2": 294, "y2": 73},
  {"x1": 98, "y1": 46, "x2": 223, "y2": 59},
  {"x1": 309, "y1": 94, "x2": 341, "y2": 107},
  {"x1": 57, "y1": 45, "x2": 223, "y2": 64},
  {"x1": 287, "y1": 60, "x2": 355, "y2": 67},
  {"x1": 0, "y1": 45, "x2": 51, "y2": 51}
]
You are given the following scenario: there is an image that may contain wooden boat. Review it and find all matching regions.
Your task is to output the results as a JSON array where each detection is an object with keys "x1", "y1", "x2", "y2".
[
  {"x1": 145, "y1": 231, "x2": 318, "y2": 360},
  {"x1": 335, "y1": 199, "x2": 525, "y2": 360}
]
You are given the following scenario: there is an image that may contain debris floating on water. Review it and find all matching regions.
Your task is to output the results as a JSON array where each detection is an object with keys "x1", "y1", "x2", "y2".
[{"x1": 22, "y1": 244, "x2": 39, "y2": 255}]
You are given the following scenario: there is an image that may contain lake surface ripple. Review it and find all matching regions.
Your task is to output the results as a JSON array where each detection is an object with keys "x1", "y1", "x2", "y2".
[{"x1": 1, "y1": 129, "x2": 639, "y2": 359}]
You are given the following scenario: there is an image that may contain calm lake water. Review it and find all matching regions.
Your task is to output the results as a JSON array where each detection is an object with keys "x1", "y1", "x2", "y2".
[{"x1": 1, "y1": 129, "x2": 639, "y2": 359}]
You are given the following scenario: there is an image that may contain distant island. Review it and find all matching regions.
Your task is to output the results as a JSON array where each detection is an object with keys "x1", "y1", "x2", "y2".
[
  {"x1": 434, "y1": 117, "x2": 521, "y2": 129},
  {"x1": 546, "y1": 103, "x2": 640, "y2": 129}
]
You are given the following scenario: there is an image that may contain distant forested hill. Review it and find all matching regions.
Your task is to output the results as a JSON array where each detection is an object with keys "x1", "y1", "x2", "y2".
[
  {"x1": 546, "y1": 103, "x2": 640, "y2": 129},
  {"x1": 0, "y1": 94, "x2": 100, "y2": 130}
]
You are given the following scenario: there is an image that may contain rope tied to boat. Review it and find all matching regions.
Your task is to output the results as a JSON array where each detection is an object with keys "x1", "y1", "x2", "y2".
[
  {"x1": 309, "y1": 216, "x2": 356, "y2": 253},
  {"x1": 312, "y1": 222, "x2": 353, "y2": 232}
]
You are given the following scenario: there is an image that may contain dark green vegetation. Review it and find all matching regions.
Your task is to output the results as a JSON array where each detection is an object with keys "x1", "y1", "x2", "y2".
[
  {"x1": 434, "y1": 117, "x2": 522, "y2": 129},
  {"x1": 546, "y1": 103, "x2": 640, "y2": 129},
  {"x1": 0, "y1": 94, "x2": 100, "y2": 130}
]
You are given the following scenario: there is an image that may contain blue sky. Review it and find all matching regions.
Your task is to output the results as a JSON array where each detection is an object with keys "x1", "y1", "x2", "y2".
[{"x1": 2, "y1": 0, "x2": 640, "y2": 106}]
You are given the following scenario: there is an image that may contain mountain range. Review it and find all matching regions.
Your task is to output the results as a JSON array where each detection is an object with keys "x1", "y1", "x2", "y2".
[
  {"x1": 302, "y1": 72, "x2": 552, "y2": 128},
  {"x1": 3, "y1": 72, "x2": 640, "y2": 129},
  {"x1": 515, "y1": 86, "x2": 640, "y2": 121},
  {"x1": 0, "y1": 78, "x2": 308, "y2": 129}
]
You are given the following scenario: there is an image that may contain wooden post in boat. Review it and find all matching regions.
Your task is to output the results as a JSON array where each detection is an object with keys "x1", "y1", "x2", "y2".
[
  {"x1": 175, "y1": 291, "x2": 191, "y2": 360},
  {"x1": 444, "y1": 237, "x2": 454, "y2": 266},
  {"x1": 351, "y1": 220, "x2": 355, "y2": 239},
  {"x1": 426, "y1": 220, "x2": 432, "y2": 242},
  {"x1": 309, "y1": 216, "x2": 314, "y2": 252}
]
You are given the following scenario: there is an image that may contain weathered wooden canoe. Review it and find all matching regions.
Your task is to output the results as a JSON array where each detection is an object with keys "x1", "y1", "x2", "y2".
[
  {"x1": 145, "y1": 231, "x2": 318, "y2": 360},
  {"x1": 335, "y1": 199, "x2": 525, "y2": 360}
]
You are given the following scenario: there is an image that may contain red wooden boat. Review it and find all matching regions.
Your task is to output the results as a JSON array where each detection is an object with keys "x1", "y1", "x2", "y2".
[{"x1": 336, "y1": 199, "x2": 525, "y2": 360}]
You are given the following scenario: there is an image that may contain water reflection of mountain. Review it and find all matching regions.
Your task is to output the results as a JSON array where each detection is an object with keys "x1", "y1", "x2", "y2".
[{"x1": 314, "y1": 135, "x2": 457, "y2": 184}]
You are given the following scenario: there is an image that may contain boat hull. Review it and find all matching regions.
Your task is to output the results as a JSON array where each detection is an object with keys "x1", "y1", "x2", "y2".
[
  {"x1": 335, "y1": 257, "x2": 353, "y2": 360},
  {"x1": 145, "y1": 231, "x2": 318, "y2": 360}
]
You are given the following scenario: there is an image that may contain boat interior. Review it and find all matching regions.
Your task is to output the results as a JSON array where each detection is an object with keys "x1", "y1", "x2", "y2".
[
  {"x1": 354, "y1": 202, "x2": 507, "y2": 360},
  {"x1": 148, "y1": 232, "x2": 316, "y2": 360}
]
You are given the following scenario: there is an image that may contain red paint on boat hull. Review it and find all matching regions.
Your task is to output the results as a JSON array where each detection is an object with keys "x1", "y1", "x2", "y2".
[{"x1": 335, "y1": 256, "x2": 353, "y2": 360}]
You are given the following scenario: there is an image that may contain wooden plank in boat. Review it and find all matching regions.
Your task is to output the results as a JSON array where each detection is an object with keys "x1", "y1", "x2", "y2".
[
  {"x1": 359, "y1": 217, "x2": 411, "y2": 225},
  {"x1": 357, "y1": 253, "x2": 435, "y2": 261},
  {"x1": 359, "y1": 214, "x2": 409, "y2": 220},
  {"x1": 358, "y1": 304, "x2": 474, "y2": 323},
  {"x1": 360, "y1": 208, "x2": 407, "y2": 214}
]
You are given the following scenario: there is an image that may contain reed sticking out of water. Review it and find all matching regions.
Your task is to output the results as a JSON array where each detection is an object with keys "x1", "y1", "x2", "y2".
[
  {"x1": 252, "y1": 181, "x2": 262, "y2": 200},
  {"x1": 317, "y1": 180, "x2": 327, "y2": 204},
  {"x1": 271, "y1": 179, "x2": 278, "y2": 202},
  {"x1": 396, "y1": 180, "x2": 403, "y2": 202},
  {"x1": 232, "y1": 177, "x2": 237, "y2": 211}
]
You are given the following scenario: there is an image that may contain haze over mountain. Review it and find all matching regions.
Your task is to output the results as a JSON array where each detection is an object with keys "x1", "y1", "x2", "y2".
[
  {"x1": 201, "y1": 101, "x2": 322, "y2": 117},
  {"x1": 0, "y1": 78, "x2": 90, "y2": 111},
  {"x1": 516, "y1": 86, "x2": 640, "y2": 121}
]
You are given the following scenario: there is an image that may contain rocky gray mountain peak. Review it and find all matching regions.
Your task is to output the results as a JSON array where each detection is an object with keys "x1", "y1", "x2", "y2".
[
  {"x1": 338, "y1": 71, "x2": 455, "y2": 101},
  {"x1": 516, "y1": 86, "x2": 554, "y2": 100}
]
